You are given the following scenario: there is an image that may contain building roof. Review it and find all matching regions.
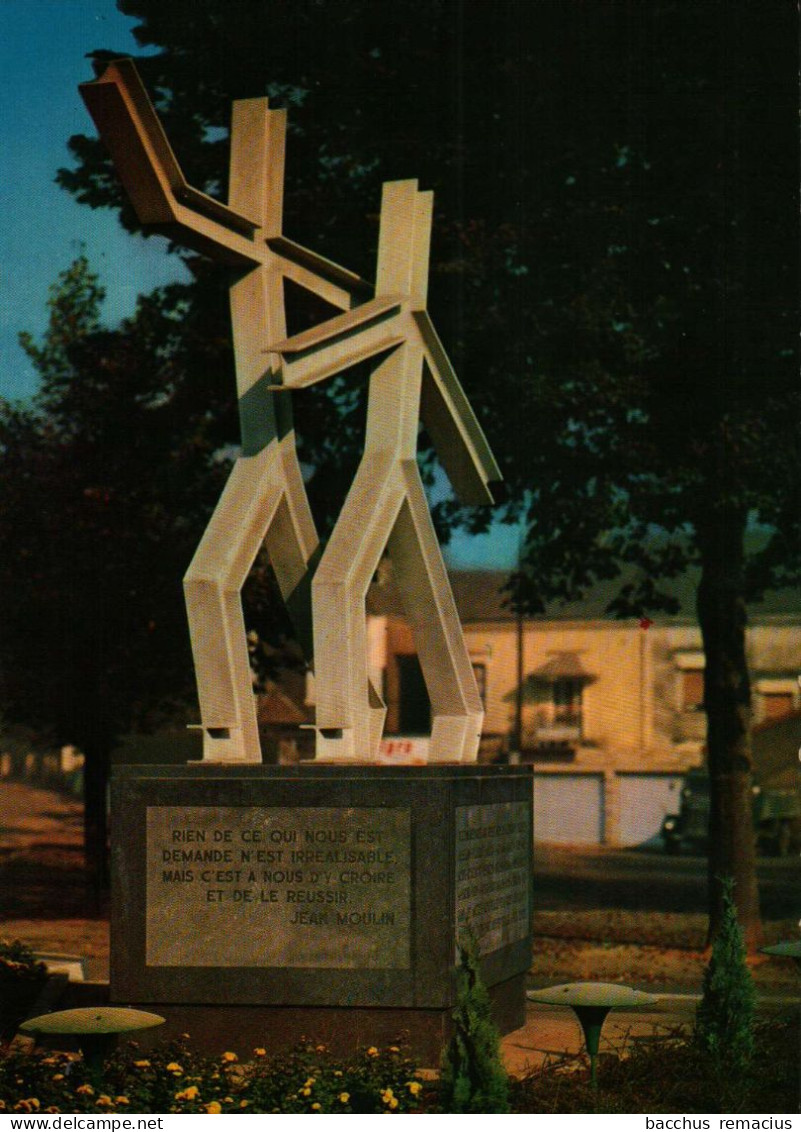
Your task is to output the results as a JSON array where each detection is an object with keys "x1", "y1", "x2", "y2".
[
  {"x1": 529, "y1": 651, "x2": 595, "y2": 681},
  {"x1": 367, "y1": 565, "x2": 800, "y2": 626}
]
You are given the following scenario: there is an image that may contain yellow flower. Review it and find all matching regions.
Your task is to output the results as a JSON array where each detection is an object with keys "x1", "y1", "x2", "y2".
[
  {"x1": 133, "y1": 1059, "x2": 151, "y2": 1068},
  {"x1": 76, "y1": 1084, "x2": 94, "y2": 1096},
  {"x1": 175, "y1": 1086, "x2": 200, "y2": 1101},
  {"x1": 304, "y1": 1077, "x2": 316, "y2": 1087},
  {"x1": 52, "y1": 1074, "x2": 65, "y2": 1082},
  {"x1": 240, "y1": 1100, "x2": 249, "y2": 1109},
  {"x1": 166, "y1": 1061, "x2": 183, "y2": 1073},
  {"x1": 223, "y1": 1096, "x2": 233, "y2": 1104},
  {"x1": 115, "y1": 1097, "x2": 130, "y2": 1105},
  {"x1": 315, "y1": 1044, "x2": 326, "y2": 1052},
  {"x1": 311, "y1": 1103, "x2": 321, "y2": 1111},
  {"x1": 253, "y1": 1047, "x2": 266, "y2": 1057},
  {"x1": 381, "y1": 1087, "x2": 399, "y2": 1110},
  {"x1": 221, "y1": 1051, "x2": 238, "y2": 1063},
  {"x1": 301, "y1": 1087, "x2": 312, "y2": 1097},
  {"x1": 366, "y1": 1046, "x2": 379, "y2": 1057},
  {"x1": 46, "y1": 1107, "x2": 61, "y2": 1114},
  {"x1": 407, "y1": 1080, "x2": 422, "y2": 1096},
  {"x1": 96, "y1": 1095, "x2": 113, "y2": 1107},
  {"x1": 339, "y1": 1092, "x2": 350, "y2": 1104},
  {"x1": 389, "y1": 1045, "x2": 400, "y2": 1053},
  {"x1": 333, "y1": 1070, "x2": 343, "y2": 1077},
  {"x1": 205, "y1": 1101, "x2": 222, "y2": 1113}
]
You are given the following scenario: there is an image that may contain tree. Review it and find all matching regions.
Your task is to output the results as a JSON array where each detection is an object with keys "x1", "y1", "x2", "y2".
[
  {"x1": 55, "y1": 0, "x2": 798, "y2": 943},
  {"x1": 0, "y1": 257, "x2": 273, "y2": 884},
  {"x1": 475, "y1": 3, "x2": 799, "y2": 950}
]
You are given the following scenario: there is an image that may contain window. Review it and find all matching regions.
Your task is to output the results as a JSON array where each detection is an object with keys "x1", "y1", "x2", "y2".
[
  {"x1": 762, "y1": 692, "x2": 794, "y2": 721},
  {"x1": 682, "y1": 670, "x2": 705, "y2": 712},
  {"x1": 472, "y1": 662, "x2": 487, "y2": 709},
  {"x1": 552, "y1": 678, "x2": 582, "y2": 728}
]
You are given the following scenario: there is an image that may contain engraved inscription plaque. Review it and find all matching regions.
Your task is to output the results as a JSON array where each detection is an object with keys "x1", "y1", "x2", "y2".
[
  {"x1": 146, "y1": 806, "x2": 411, "y2": 969},
  {"x1": 455, "y1": 802, "x2": 530, "y2": 955}
]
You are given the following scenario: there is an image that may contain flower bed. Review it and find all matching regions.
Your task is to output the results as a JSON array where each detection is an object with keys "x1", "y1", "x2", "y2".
[
  {"x1": 1, "y1": 1016, "x2": 797, "y2": 1114},
  {"x1": 0, "y1": 1037, "x2": 426, "y2": 1115}
]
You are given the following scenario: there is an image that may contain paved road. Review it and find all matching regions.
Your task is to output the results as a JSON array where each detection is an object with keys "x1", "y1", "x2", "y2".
[{"x1": 533, "y1": 844, "x2": 801, "y2": 918}]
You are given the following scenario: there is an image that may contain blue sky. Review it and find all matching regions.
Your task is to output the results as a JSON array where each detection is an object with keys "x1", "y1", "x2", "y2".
[
  {"x1": 0, "y1": 0, "x2": 520, "y2": 569},
  {"x1": 0, "y1": 0, "x2": 187, "y2": 402}
]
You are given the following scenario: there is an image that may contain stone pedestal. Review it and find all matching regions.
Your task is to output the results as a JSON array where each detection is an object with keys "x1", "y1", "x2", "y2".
[{"x1": 111, "y1": 763, "x2": 533, "y2": 1062}]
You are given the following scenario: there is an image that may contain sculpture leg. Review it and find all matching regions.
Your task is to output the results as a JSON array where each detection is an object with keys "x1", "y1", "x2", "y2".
[
  {"x1": 387, "y1": 461, "x2": 484, "y2": 763},
  {"x1": 184, "y1": 442, "x2": 315, "y2": 762},
  {"x1": 311, "y1": 452, "x2": 401, "y2": 761}
]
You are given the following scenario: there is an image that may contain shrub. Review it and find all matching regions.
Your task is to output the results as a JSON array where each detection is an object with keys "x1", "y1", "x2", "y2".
[
  {"x1": 244, "y1": 1040, "x2": 423, "y2": 1114},
  {"x1": 0, "y1": 940, "x2": 48, "y2": 1039},
  {"x1": 695, "y1": 876, "x2": 755, "y2": 1067},
  {"x1": 1, "y1": 1016, "x2": 797, "y2": 1114},
  {"x1": 0, "y1": 1036, "x2": 425, "y2": 1115},
  {"x1": 0, "y1": 940, "x2": 47, "y2": 983},
  {"x1": 512, "y1": 1017, "x2": 797, "y2": 1113},
  {"x1": 440, "y1": 935, "x2": 510, "y2": 1113}
]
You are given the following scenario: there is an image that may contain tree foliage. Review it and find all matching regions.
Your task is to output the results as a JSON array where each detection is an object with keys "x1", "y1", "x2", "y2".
[
  {"x1": 0, "y1": 260, "x2": 201, "y2": 870},
  {"x1": 0, "y1": 257, "x2": 298, "y2": 877},
  {"x1": 58, "y1": 1, "x2": 798, "y2": 603}
]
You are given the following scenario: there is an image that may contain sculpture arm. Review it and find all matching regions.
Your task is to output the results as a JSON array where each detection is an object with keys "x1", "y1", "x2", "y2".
[
  {"x1": 79, "y1": 59, "x2": 261, "y2": 265},
  {"x1": 267, "y1": 297, "x2": 406, "y2": 389},
  {"x1": 81, "y1": 60, "x2": 373, "y2": 311},
  {"x1": 414, "y1": 311, "x2": 502, "y2": 506}
]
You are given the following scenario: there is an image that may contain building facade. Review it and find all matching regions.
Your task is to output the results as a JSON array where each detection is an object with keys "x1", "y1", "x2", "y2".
[{"x1": 366, "y1": 569, "x2": 801, "y2": 847}]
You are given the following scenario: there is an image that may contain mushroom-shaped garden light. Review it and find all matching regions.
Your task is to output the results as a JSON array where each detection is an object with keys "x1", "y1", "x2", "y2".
[
  {"x1": 21, "y1": 1007, "x2": 165, "y2": 1076},
  {"x1": 527, "y1": 981, "x2": 659, "y2": 1087},
  {"x1": 759, "y1": 940, "x2": 801, "y2": 972}
]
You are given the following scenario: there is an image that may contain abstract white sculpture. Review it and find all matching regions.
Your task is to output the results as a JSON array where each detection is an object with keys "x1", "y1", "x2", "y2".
[{"x1": 81, "y1": 59, "x2": 500, "y2": 765}]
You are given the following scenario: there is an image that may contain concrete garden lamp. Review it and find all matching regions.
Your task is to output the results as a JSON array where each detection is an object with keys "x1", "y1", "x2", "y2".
[
  {"x1": 527, "y1": 981, "x2": 659, "y2": 1087},
  {"x1": 20, "y1": 1006, "x2": 164, "y2": 1075},
  {"x1": 760, "y1": 940, "x2": 801, "y2": 971}
]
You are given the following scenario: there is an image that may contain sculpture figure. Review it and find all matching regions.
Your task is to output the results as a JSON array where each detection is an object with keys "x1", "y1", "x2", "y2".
[
  {"x1": 268, "y1": 180, "x2": 500, "y2": 761},
  {"x1": 81, "y1": 60, "x2": 500, "y2": 765},
  {"x1": 81, "y1": 59, "x2": 369, "y2": 764}
]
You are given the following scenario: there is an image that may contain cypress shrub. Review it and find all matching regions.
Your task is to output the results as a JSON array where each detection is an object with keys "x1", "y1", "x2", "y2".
[
  {"x1": 440, "y1": 935, "x2": 510, "y2": 1113},
  {"x1": 695, "y1": 876, "x2": 755, "y2": 1067}
]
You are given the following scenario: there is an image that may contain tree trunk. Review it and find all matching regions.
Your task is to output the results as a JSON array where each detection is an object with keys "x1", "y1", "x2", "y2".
[
  {"x1": 82, "y1": 740, "x2": 111, "y2": 903},
  {"x1": 696, "y1": 505, "x2": 762, "y2": 951}
]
